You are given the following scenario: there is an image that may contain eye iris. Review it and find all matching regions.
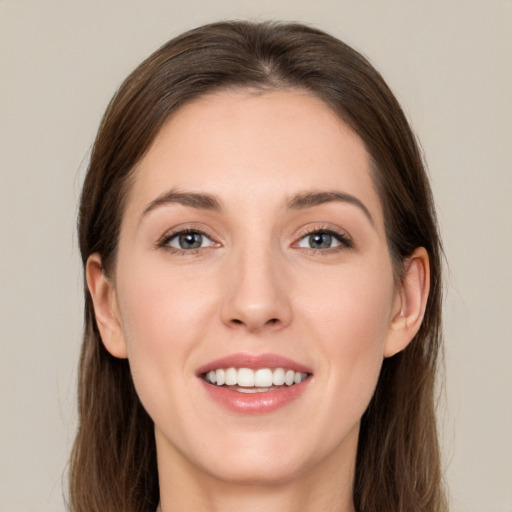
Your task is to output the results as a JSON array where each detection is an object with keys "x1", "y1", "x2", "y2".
[
  {"x1": 309, "y1": 233, "x2": 332, "y2": 249},
  {"x1": 179, "y1": 232, "x2": 203, "y2": 249}
]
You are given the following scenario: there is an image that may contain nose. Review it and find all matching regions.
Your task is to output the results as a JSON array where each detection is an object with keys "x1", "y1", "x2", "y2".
[{"x1": 220, "y1": 245, "x2": 292, "y2": 333}]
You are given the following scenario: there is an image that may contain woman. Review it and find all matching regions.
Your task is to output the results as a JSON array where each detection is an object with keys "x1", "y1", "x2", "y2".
[{"x1": 70, "y1": 21, "x2": 447, "y2": 512}]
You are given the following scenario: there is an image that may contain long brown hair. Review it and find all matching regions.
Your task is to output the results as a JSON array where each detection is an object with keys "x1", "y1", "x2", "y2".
[{"x1": 70, "y1": 21, "x2": 447, "y2": 512}]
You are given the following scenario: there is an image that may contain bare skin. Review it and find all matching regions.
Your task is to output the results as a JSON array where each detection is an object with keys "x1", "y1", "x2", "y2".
[{"x1": 87, "y1": 90, "x2": 429, "y2": 512}]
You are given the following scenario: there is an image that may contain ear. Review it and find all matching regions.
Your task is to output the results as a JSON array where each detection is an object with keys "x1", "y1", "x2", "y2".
[
  {"x1": 86, "y1": 253, "x2": 128, "y2": 359},
  {"x1": 384, "y1": 247, "x2": 430, "y2": 358}
]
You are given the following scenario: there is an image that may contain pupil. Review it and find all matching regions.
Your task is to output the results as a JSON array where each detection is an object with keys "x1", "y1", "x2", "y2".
[
  {"x1": 310, "y1": 233, "x2": 331, "y2": 249},
  {"x1": 179, "y1": 232, "x2": 202, "y2": 249}
]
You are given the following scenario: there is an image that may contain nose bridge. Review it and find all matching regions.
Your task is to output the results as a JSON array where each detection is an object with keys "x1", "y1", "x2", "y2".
[{"x1": 221, "y1": 234, "x2": 291, "y2": 332}]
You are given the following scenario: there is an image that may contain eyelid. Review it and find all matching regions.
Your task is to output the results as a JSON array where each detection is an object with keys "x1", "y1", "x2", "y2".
[
  {"x1": 155, "y1": 223, "x2": 353, "y2": 254},
  {"x1": 293, "y1": 225, "x2": 354, "y2": 251},
  {"x1": 168, "y1": 231, "x2": 214, "y2": 249},
  {"x1": 157, "y1": 225, "x2": 221, "y2": 252}
]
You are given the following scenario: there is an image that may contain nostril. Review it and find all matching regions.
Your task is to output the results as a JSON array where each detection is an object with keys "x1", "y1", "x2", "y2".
[{"x1": 229, "y1": 317, "x2": 280, "y2": 328}]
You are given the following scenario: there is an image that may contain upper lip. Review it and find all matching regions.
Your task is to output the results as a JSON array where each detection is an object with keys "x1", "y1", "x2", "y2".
[{"x1": 196, "y1": 353, "x2": 312, "y2": 376}]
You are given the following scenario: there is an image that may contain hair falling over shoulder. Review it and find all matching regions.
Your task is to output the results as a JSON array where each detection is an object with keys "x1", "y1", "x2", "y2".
[{"x1": 69, "y1": 20, "x2": 448, "y2": 512}]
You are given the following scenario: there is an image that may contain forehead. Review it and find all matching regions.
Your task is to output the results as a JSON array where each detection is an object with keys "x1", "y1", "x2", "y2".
[{"x1": 125, "y1": 89, "x2": 384, "y2": 227}]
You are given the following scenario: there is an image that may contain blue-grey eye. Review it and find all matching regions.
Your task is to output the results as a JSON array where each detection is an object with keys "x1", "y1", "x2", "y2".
[
  {"x1": 167, "y1": 231, "x2": 213, "y2": 250},
  {"x1": 297, "y1": 231, "x2": 342, "y2": 250}
]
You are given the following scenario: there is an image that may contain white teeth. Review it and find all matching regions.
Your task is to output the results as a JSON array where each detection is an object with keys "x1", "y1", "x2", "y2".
[
  {"x1": 254, "y1": 368, "x2": 273, "y2": 387},
  {"x1": 215, "y1": 368, "x2": 225, "y2": 386},
  {"x1": 237, "y1": 368, "x2": 255, "y2": 387},
  {"x1": 225, "y1": 367, "x2": 237, "y2": 385},
  {"x1": 236, "y1": 387, "x2": 271, "y2": 393},
  {"x1": 203, "y1": 367, "x2": 308, "y2": 388},
  {"x1": 273, "y1": 368, "x2": 285, "y2": 385}
]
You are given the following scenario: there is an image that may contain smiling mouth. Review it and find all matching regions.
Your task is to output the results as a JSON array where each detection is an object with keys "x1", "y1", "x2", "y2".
[{"x1": 202, "y1": 367, "x2": 310, "y2": 393}]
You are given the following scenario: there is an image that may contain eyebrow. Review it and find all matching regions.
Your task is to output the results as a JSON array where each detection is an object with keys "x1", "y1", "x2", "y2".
[
  {"x1": 287, "y1": 191, "x2": 374, "y2": 225},
  {"x1": 141, "y1": 188, "x2": 374, "y2": 225},
  {"x1": 142, "y1": 190, "x2": 222, "y2": 218}
]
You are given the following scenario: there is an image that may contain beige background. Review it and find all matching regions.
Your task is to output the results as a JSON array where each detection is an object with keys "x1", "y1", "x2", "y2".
[{"x1": 1, "y1": 1, "x2": 511, "y2": 511}]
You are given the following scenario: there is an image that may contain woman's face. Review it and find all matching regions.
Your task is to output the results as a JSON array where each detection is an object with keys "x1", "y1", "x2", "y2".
[{"x1": 100, "y1": 90, "x2": 406, "y2": 484}]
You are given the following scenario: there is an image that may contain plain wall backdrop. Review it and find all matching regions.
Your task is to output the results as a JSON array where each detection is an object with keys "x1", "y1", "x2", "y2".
[{"x1": 1, "y1": 1, "x2": 511, "y2": 511}]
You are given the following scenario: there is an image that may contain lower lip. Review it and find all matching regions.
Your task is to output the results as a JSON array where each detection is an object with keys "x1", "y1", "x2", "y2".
[{"x1": 200, "y1": 378, "x2": 311, "y2": 414}]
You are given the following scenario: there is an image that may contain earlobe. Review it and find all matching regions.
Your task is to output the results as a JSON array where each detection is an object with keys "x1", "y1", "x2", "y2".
[
  {"x1": 86, "y1": 254, "x2": 128, "y2": 359},
  {"x1": 384, "y1": 247, "x2": 430, "y2": 358}
]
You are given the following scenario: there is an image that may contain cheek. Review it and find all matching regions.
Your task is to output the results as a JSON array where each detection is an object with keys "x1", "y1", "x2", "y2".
[
  {"x1": 114, "y1": 261, "x2": 217, "y2": 410},
  {"x1": 302, "y1": 259, "x2": 394, "y2": 346},
  {"x1": 298, "y1": 261, "x2": 394, "y2": 413},
  {"x1": 117, "y1": 259, "x2": 214, "y2": 349}
]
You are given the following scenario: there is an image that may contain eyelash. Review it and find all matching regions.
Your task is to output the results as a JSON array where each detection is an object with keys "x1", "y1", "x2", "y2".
[
  {"x1": 158, "y1": 226, "x2": 353, "y2": 255},
  {"x1": 296, "y1": 226, "x2": 353, "y2": 253},
  {"x1": 158, "y1": 227, "x2": 218, "y2": 255}
]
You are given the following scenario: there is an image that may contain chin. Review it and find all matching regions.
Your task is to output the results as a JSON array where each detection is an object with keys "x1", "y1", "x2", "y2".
[
  {"x1": 201, "y1": 451, "x2": 309, "y2": 486},
  {"x1": 186, "y1": 425, "x2": 338, "y2": 486}
]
